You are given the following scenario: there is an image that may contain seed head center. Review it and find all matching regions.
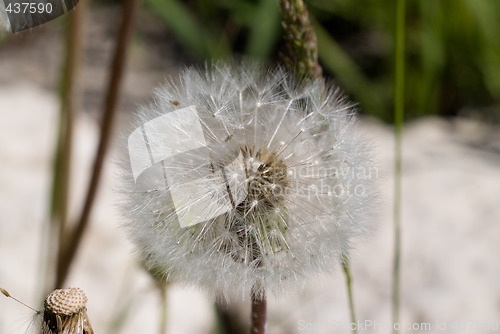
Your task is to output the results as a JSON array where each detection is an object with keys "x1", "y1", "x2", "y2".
[{"x1": 238, "y1": 146, "x2": 288, "y2": 213}]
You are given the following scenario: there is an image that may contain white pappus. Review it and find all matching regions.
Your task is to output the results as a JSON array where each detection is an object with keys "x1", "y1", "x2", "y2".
[{"x1": 119, "y1": 60, "x2": 376, "y2": 301}]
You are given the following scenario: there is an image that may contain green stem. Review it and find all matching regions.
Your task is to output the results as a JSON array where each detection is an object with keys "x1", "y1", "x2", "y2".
[
  {"x1": 393, "y1": 0, "x2": 405, "y2": 332},
  {"x1": 159, "y1": 283, "x2": 168, "y2": 334},
  {"x1": 342, "y1": 255, "x2": 357, "y2": 333}
]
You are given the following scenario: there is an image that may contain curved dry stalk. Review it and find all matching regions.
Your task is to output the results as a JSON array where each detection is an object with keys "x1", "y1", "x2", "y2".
[{"x1": 55, "y1": 0, "x2": 141, "y2": 288}]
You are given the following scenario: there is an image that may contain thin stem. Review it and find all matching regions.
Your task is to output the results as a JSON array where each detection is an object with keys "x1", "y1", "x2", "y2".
[
  {"x1": 250, "y1": 290, "x2": 267, "y2": 334},
  {"x1": 279, "y1": 0, "x2": 323, "y2": 79},
  {"x1": 45, "y1": 2, "x2": 85, "y2": 294},
  {"x1": 342, "y1": 255, "x2": 357, "y2": 333},
  {"x1": 158, "y1": 283, "x2": 168, "y2": 334},
  {"x1": 393, "y1": 0, "x2": 405, "y2": 331},
  {"x1": 55, "y1": 7, "x2": 80, "y2": 243},
  {"x1": 55, "y1": 0, "x2": 141, "y2": 288}
]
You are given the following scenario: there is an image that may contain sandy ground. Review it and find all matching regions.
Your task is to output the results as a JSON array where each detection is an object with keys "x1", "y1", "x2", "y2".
[{"x1": 1, "y1": 5, "x2": 500, "y2": 334}]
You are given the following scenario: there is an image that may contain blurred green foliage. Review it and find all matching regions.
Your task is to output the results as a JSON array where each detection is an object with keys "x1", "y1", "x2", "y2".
[{"x1": 142, "y1": 0, "x2": 500, "y2": 122}]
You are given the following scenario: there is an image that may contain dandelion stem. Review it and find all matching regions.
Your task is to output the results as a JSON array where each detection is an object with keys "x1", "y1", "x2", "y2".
[
  {"x1": 55, "y1": 0, "x2": 141, "y2": 287},
  {"x1": 251, "y1": 289, "x2": 267, "y2": 334},
  {"x1": 342, "y1": 255, "x2": 357, "y2": 333},
  {"x1": 393, "y1": 0, "x2": 406, "y2": 332}
]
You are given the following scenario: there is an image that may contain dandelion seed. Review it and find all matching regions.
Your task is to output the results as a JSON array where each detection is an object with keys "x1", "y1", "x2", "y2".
[
  {"x1": 1, "y1": 287, "x2": 40, "y2": 314},
  {"x1": 120, "y1": 60, "x2": 376, "y2": 301}
]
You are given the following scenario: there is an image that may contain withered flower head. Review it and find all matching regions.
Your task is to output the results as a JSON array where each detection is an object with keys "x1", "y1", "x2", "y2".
[{"x1": 42, "y1": 288, "x2": 93, "y2": 334}]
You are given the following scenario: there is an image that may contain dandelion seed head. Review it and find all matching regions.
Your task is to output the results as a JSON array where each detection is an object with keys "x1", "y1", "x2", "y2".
[{"x1": 120, "y1": 60, "x2": 376, "y2": 300}]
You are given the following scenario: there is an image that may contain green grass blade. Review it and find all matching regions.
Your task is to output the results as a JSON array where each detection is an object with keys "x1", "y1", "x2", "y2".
[
  {"x1": 342, "y1": 255, "x2": 357, "y2": 333},
  {"x1": 144, "y1": 0, "x2": 230, "y2": 58},
  {"x1": 245, "y1": 0, "x2": 281, "y2": 59},
  {"x1": 392, "y1": 0, "x2": 405, "y2": 332}
]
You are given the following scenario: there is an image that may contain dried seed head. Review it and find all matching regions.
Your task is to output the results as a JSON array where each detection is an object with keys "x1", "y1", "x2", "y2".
[
  {"x1": 43, "y1": 288, "x2": 94, "y2": 334},
  {"x1": 2, "y1": 287, "x2": 93, "y2": 334},
  {"x1": 44, "y1": 288, "x2": 88, "y2": 316}
]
